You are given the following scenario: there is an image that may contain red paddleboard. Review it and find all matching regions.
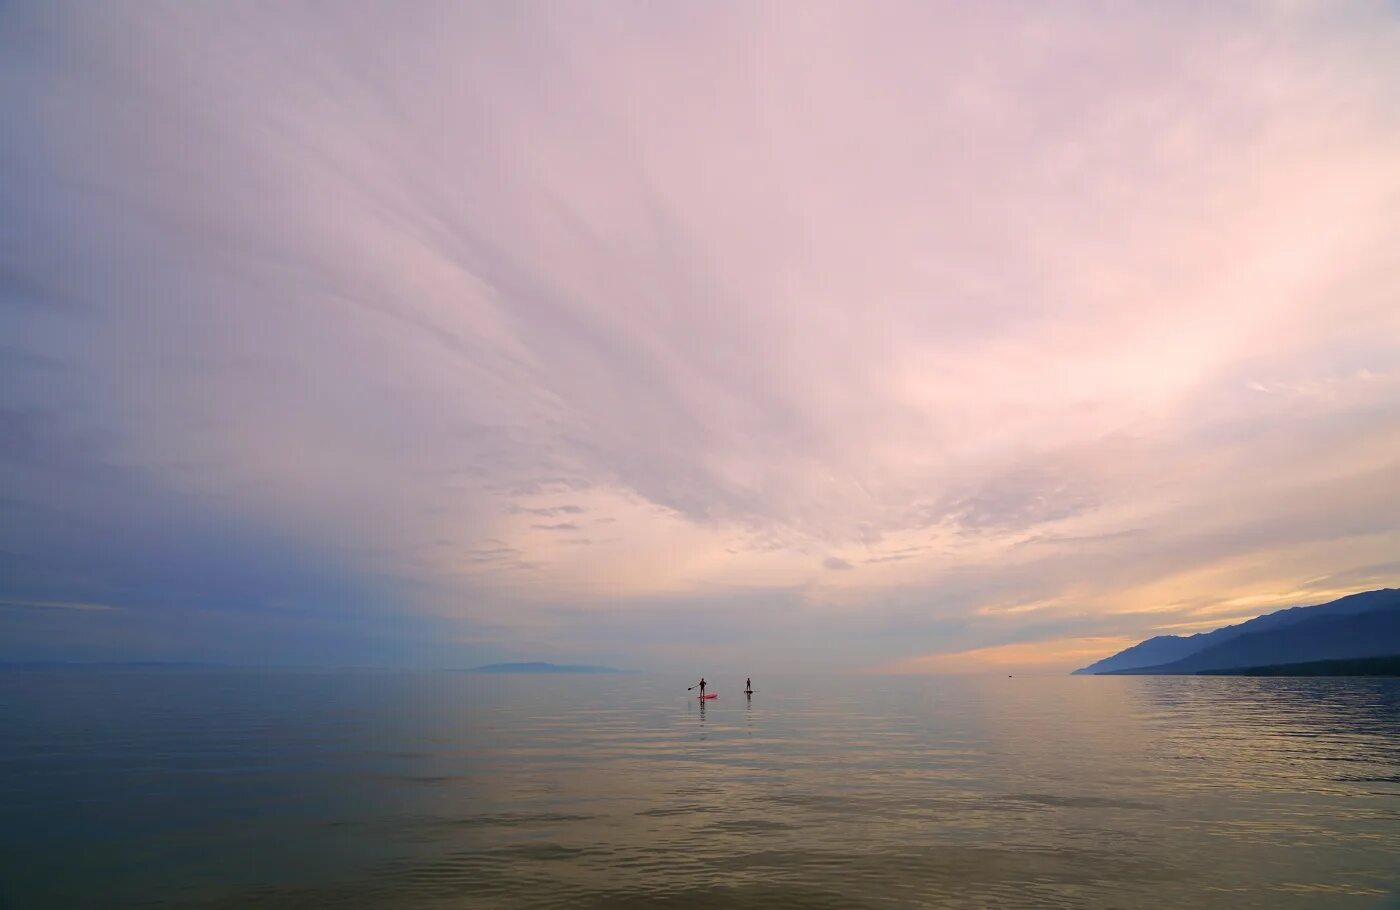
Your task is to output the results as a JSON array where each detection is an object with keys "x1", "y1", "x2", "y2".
[{"x1": 698, "y1": 693, "x2": 717, "y2": 699}]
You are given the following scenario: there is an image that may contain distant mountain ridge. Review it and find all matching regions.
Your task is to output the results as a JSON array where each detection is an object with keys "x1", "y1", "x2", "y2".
[
  {"x1": 1074, "y1": 588, "x2": 1400, "y2": 675},
  {"x1": 1198, "y1": 655, "x2": 1400, "y2": 677},
  {"x1": 469, "y1": 662, "x2": 624, "y2": 674},
  {"x1": 1102, "y1": 607, "x2": 1400, "y2": 675}
]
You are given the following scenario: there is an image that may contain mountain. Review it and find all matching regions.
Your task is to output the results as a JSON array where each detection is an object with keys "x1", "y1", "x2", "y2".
[
  {"x1": 1198, "y1": 655, "x2": 1400, "y2": 677},
  {"x1": 1072, "y1": 632, "x2": 1238, "y2": 675},
  {"x1": 1074, "y1": 588, "x2": 1400, "y2": 675},
  {"x1": 1101, "y1": 607, "x2": 1400, "y2": 675},
  {"x1": 468, "y1": 662, "x2": 624, "y2": 674}
]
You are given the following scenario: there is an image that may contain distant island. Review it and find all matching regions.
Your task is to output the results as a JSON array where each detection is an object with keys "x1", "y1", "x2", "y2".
[
  {"x1": 1075, "y1": 588, "x2": 1400, "y2": 676},
  {"x1": 468, "y1": 662, "x2": 625, "y2": 674}
]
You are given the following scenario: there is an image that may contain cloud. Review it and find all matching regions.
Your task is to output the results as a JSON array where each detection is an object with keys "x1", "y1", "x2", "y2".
[
  {"x1": 513, "y1": 505, "x2": 586, "y2": 517},
  {"x1": 0, "y1": 599, "x2": 118, "y2": 612},
  {"x1": 882, "y1": 637, "x2": 1143, "y2": 676},
  {"x1": 1, "y1": 1, "x2": 1397, "y2": 669}
]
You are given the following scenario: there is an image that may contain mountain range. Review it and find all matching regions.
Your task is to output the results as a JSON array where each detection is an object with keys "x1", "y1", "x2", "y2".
[{"x1": 1073, "y1": 588, "x2": 1400, "y2": 675}]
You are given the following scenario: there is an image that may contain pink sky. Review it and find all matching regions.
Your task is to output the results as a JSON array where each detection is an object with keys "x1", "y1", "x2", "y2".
[{"x1": 2, "y1": 1, "x2": 1398, "y2": 671}]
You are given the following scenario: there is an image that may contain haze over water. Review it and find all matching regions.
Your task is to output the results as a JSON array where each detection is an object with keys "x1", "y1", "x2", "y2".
[{"x1": 3, "y1": 669, "x2": 1397, "y2": 908}]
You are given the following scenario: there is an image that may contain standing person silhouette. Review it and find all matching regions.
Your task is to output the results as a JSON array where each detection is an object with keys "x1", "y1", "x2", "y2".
[
  {"x1": 698, "y1": 677, "x2": 706, "y2": 697},
  {"x1": 745, "y1": 677, "x2": 752, "y2": 694}
]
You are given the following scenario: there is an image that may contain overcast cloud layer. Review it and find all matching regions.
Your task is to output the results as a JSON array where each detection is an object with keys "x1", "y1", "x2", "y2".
[{"x1": 2, "y1": 1, "x2": 1398, "y2": 672}]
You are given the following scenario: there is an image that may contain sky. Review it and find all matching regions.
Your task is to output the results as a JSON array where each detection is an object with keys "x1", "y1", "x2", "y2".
[{"x1": 2, "y1": 1, "x2": 1398, "y2": 674}]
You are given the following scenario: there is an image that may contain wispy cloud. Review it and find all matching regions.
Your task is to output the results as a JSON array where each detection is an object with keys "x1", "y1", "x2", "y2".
[
  {"x1": 2, "y1": 1, "x2": 1397, "y2": 670},
  {"x1": 512, "y1": 505, "x2": 586, "y2": 517},
  {"x1": 0, "y1": 599, "x2": 118, "y2": 613}
]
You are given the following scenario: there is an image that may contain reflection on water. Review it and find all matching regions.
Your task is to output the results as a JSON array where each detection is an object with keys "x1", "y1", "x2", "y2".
[{"x1": 0, "y1": 671, "x2": 1396, "y2": 908}]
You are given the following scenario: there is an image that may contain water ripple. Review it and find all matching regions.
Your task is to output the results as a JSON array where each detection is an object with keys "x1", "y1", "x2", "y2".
[{"x1": 0, "y1": 671, "x2": 1396, "y2": 908}]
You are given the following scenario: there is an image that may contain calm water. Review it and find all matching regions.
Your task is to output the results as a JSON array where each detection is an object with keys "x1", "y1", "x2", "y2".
[{"x1": 1, "y1": 671, "x2": 1397, "y2": 909}]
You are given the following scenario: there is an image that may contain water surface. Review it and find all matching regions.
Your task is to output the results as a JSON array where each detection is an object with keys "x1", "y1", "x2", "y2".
[{"x1": 1, "y1": 671, "x2": 1397, "y2": 908}]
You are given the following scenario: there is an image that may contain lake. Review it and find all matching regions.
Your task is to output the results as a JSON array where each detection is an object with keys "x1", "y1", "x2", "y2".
[{"x1": 1, "y1": 670, "x2": 1397, "y2": 908}]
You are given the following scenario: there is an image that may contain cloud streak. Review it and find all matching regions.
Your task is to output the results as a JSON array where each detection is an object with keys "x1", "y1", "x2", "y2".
[{"x1": 2, "y1": 1, "x2": 1398, "y2": 670}]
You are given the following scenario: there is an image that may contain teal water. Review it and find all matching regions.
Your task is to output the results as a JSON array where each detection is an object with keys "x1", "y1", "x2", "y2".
[{"x1": 1, "y1": 671, "x2": 1397, "y2": 908}]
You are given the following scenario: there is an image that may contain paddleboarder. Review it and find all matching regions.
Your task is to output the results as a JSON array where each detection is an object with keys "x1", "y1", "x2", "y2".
[
  {"x1": 698, "y1": 676, "x2": 706, "y2": 697},
  {"x1": 745, "y1": 677, "x2": 752, "y2": 693}
]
